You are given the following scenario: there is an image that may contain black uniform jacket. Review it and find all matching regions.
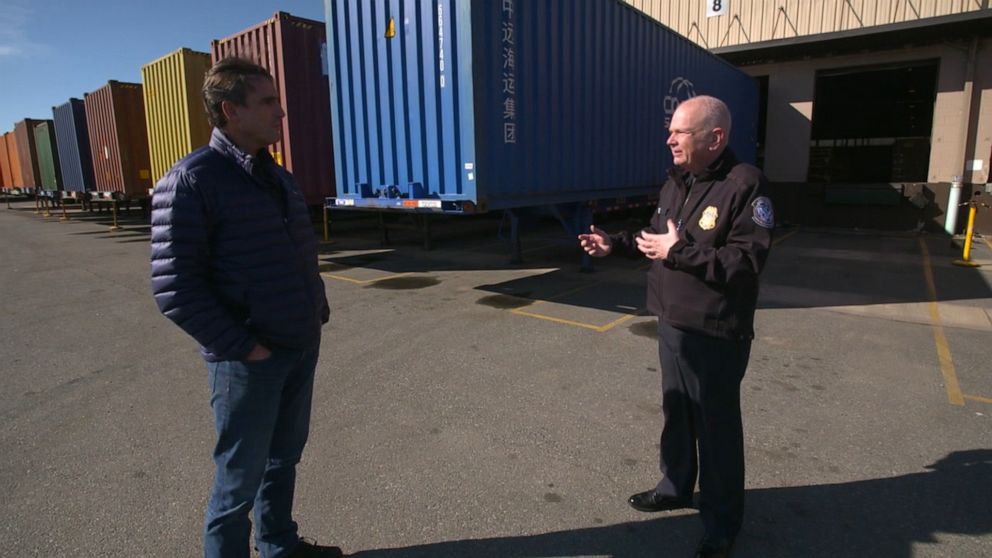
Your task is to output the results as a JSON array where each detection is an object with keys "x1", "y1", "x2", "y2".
[{"x1": 612, "y1": 148, "x2": 773, "y2": 340}]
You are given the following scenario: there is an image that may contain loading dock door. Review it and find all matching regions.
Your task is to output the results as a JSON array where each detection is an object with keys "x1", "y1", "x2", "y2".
[{"x1": 809, "y1": 61, "x2": 938, "y2": 184}]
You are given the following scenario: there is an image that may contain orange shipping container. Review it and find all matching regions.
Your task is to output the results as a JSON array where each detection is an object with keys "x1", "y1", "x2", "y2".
[
  {"x1": 0, "y1": 132, "x2": 9, "y2": 188},
  {"x1": 211, "y1": 11, "x2": 335, "y2": 205},
  {"x1": 6, "y1": 131, "x2": 24, "y2": 188},
  {"x1": 85, "y1": 81, "x2": 153, "y2": 197}
]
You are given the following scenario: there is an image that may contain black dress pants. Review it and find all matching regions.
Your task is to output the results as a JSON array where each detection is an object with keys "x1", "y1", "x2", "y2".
[{"x1": 655, "y1": 319, "x2": 751, "y2": 540}]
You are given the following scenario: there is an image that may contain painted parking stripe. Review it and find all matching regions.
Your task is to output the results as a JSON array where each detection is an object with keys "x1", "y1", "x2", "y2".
[
  {"x1": 509, "y1": 279, "x2": 643, "y2": 332},
  {"x1": 320, "y1": 262, "x2": 413, "y2": 285},
  {"x1": 918, "y1": 238, "x2": 965, "y2": 406}
]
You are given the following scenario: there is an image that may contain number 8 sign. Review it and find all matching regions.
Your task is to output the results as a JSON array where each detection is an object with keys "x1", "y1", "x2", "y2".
[{"x1": 707, "y1": 0, "x2": 728, "y2": 17}]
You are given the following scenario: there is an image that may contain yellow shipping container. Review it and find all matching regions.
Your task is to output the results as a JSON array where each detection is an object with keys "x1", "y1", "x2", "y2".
[{"x1": 142, "y1": 48, "x2": 212, "y2": 185}]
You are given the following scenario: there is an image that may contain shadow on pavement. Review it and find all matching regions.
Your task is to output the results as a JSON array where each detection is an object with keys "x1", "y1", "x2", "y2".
[{"x1": 349, "y1": 449, "x2": 991, "y2": 558}]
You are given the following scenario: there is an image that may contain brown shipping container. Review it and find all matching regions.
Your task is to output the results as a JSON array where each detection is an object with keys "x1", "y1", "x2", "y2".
[
  {"x1": 6, "y1": 132, "x2": 24, "y2": 187},
  {"x1": 0, "y1": 132, "x2": 9, "y2": 188},
  {"x1": 211, "y1": 11, "x2": 334, "y2": 205},
  {"x1": 85, "y1": 81, "x2": 153, "y2": 196},
  {"x1": 14, "y1": 119, "x2": 42, "y2": 189}
]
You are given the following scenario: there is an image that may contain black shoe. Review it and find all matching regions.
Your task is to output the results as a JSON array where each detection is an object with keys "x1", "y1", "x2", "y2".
[
  {"x1": 694, "y1": 536, "x2": 733, "y2": 558},
  {"x1": 627, "y1": 489, "x2": 692, "y2": 512},
  {"x1": 288, "y1": 538, "x2": 344, "y2": 558}
]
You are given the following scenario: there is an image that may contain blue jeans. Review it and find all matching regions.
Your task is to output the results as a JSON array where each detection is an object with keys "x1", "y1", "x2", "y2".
[{"x1": 204, "y1": 344, "x2": 319, "y2": 558}]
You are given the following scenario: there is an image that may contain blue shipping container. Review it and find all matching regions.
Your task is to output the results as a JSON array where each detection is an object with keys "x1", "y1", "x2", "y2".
[
  {"x1": 324, "y1": 0, "x2": 758, "y2": 213},
  {"x1": 52, "y1": 98, "x2": 96, "y2": 193}
]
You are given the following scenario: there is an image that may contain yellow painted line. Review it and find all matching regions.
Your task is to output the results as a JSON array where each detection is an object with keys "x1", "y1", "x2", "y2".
[
  {"x1": 512, "y1": 305, "x2": 642, "y2": 332},
  {"x1": 983, "y1": 236, "x2": 992, "y2": 252},
  {"x1": 918, "y1": 238, "x2": 965, "y2": 406},
  {"x1": 510, "y1": 309, "x2": 613, "y2": 331},
  {"x1": 596, "y1": 312, "x2": 641, "y2": 332},
  {"x1": 963, "y1": 393, "x2": 992, "y2": 404},
  {"x1": 507, "y1": 275, "x2": 645, "y2": 331},
  {"x1": 321, "y1": 271, "x2": 412, "y2": 285}
]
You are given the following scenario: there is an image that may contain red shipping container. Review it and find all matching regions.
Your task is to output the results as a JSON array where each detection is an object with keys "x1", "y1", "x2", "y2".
[
  {"x1": 84, "y1": 81, "x2": 153, "y2": 197},
  {"x1": 211, "y1": 11, "x2": 335, "y2": 205}
]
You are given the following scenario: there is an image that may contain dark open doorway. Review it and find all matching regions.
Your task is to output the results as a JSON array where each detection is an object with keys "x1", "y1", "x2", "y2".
[{"x1": 809, "y1": 61, "x2": 939, "y2": 183}]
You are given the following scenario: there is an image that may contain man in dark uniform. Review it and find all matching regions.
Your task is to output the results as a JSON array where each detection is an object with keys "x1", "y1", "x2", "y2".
[{"x1": 578, "y1": 95, "x2": 773, "y2": 558}]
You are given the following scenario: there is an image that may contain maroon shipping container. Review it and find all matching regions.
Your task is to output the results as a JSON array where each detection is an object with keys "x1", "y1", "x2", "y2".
[
  {"x1": 84, "y1": 81, "x2": 153, "y2": 197},
  {"x1": 0, "y1": 132, "x2": 9, "y2": 188},
  {"x1": 13, "y1": 119, "x2": 43, "y2": 189},
  {"x1": 5, "y1": 132, "x2": 23, "y2": 187},
  {"x1": 211, "y1": 11, "x2": 334, "y2": 205}
]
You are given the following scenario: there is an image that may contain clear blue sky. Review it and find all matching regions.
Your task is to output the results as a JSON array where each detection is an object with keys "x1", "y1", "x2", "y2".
[{"x1": 0, "y1": 0, "x2": 326, "y2": 132}]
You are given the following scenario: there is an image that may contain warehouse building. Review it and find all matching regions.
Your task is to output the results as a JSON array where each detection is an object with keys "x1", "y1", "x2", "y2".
[{"x1": 626, "y1": 0, "x2": 992, "y2": 233}]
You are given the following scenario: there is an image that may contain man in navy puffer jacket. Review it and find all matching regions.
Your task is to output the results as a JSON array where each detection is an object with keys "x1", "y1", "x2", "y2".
[{"x1": 150, "y1": 58, "x2": 339, "y2": 558}]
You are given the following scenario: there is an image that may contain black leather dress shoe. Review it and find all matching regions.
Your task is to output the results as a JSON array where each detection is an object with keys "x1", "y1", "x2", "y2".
[
  {"x1": 693, "y1": 536, "x2": 733, "y2": 558},
  {"x1": 627, "y1": 489, "x2": 692, "y2": 512}
]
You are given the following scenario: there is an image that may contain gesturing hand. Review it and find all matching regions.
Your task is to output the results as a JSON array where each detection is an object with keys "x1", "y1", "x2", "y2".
[
  {"x1": 635, "y1": 219, "x2": 680, "y2": 260},
  {"x1": 578, "y1": 225, "x2": 612, "y2": 257}
]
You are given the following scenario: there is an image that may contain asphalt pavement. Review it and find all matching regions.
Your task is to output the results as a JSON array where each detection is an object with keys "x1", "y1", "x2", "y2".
[{"x1": 1, "y1": 199, "x2": 989, "y2": 557}]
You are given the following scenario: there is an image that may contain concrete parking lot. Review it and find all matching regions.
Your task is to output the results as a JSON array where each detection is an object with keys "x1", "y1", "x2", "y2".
[{"x1": 1, "y1": 198, "x2": 990, "y2": 557}]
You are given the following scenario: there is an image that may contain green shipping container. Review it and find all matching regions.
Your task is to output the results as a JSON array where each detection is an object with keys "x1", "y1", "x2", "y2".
[{"x1": 33, "y1": 121, "x2": 62, "y2": 191}]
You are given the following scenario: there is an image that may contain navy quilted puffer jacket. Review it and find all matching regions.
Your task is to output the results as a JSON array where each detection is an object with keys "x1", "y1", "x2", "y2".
[{"x1": 150, "y1": 129, "x2": 328, "y2": 362}]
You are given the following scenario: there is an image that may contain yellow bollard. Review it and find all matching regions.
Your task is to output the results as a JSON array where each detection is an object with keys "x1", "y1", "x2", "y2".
[
  {"x1": 109, "y1": 200, "x2": 121, "y2": 232},
  {"x1": 320, "y1": 203, "x2": 334, "y2": 247},
  {"x1": 953, "y1": 201, "x2": 984, "y2": 267},
  {"x1": 60, "y1": 194, "x2": 70, "y2": 222},
  {"x1": 323, "y1": 203, "x2": 329, "y2": 242}
]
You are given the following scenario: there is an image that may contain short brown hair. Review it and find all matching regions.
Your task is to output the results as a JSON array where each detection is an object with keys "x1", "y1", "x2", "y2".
[{"x1": 202, "y1": 57, "x2": 273, "y2": 128}]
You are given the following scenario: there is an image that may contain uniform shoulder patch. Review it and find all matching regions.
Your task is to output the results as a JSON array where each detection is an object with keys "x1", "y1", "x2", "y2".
[{"x1": 751, "y1": 196, "x2": 774, "y2": 229}]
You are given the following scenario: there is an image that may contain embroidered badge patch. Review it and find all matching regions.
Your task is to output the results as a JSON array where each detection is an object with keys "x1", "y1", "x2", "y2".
[
  {"x1": 698, "y1": 206, "x2": 719, "y2": 231},
  {"x1": 752, "y1": 197, "x2": 774, "y2": 228}
]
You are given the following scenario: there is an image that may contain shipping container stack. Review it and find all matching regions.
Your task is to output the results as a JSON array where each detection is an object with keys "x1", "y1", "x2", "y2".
[
  {"x1": 84, "y1": 81, "x2": 153, "y2": 203},
  {"x1": 52, "y1": 98, "x2": 97, "y2": 205},
  {"x1": 142, "y1": 48, "x2": 213, "y2": 186},
  {"x1": 211, "y1": 11, "x2": 335, "y2": 205}
]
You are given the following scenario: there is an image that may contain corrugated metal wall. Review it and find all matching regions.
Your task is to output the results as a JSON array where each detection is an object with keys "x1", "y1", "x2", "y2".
[
  {"x1": 624, "y1": 0, "x2": 988, "y2": 49},
  {"x1": 13, "y1": 119, "x2": 42, "y2": 190},
  {"x1": 142, "y1": 48, "x2": 213, "y2": 184},
  {"x1": 85, "y1": 81, "x2": 153, "y2": 196},
  {"x1": 5, "y1": 132, "x2": 23, "y2": 188},
  {"x1": 326, "y1": 0, "x2": 757, "y2": 211},
  {"x1": 326, "y1": 0, "x2": 475, "y2": 203},
  {"x1": 211, "y1": 12, "x2": 336, "y2": 205},
  {"x1": 52, "y1": 99, "x2": 96, "y2": 193},
  {"x1": 32, "y1": 121, "x2": 62, "y2": 191}
]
